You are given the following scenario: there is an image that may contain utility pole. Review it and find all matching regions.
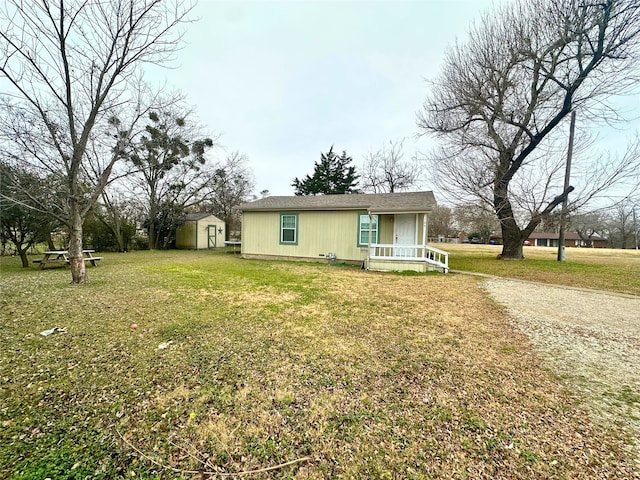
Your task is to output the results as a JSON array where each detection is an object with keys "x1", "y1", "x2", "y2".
[
  {"x1": 634, "y1": 205, "x2": 638, "y2": 250},
  {"x1": 558, "y1": 110, "x2": 576, "y2": 262}
]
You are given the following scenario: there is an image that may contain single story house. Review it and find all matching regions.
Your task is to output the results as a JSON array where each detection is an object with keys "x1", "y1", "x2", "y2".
[
  {"x1": 527, "y1": 231, "x2": 607, "y2": 248},
  {"x1": 239, "y1": 191, "x2": 448, "y2": 272},
  {"x1": 175, "y1": 213, "x2": 226, "y2": 250},
  {"x1": 491, "y1": 231, "x2": 607, "y2": 248}
]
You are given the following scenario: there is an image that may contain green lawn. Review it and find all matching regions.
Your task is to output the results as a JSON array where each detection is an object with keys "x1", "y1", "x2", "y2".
[
  {"x1": 446, "y1": 243, "x2": 640, "y2": 296},
  {"x1": 0, "y1": 250, "x2": 636, "y2": 478}
]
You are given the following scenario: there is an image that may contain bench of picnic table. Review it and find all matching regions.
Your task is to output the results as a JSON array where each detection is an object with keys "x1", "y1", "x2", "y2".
[
  {"x1": 33, "y1": 250, "x2": 102, "y2": 268},
  {"x1": 83, "y1": 256, "x2": 103, "y2": 266}
]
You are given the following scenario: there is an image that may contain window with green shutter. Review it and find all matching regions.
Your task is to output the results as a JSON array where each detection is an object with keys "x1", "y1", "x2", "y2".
[
  {"x1": 280, "y1": 213, "x2": 298, "y2": 244},
  {"x1": 358, "y1": 213, "x2": 378, "y2": 246}
]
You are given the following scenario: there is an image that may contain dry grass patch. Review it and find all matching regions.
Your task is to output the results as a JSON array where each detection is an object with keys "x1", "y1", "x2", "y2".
[
  {"x1": 446, "y1": 243, "x2": 640, "y2": 295},
  {"x1": 0, "y1": 251, "x2": 635, "y2": 478}
]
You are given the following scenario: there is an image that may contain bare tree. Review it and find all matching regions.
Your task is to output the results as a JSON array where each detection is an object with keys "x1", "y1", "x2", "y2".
[
  {"x1": 94, "y1": 189, "x2": 139, "y2": 252},
  {"x1": 453, "y1": 203, "x2": 500, "y2": 244},
  {"x1": 569, "y1": 211, "x2": 608, "y2": 246},
  {"x1": 360, "y1": 139, "x2": 422, "y2": 193},
  {"x1": 0, "y1": 1, "x2": 192, "y2": 283},
  {"x1": 207, "y1": 151, "x2": 255, "y2": 240},
  {"x1": 428, "y1": 206, "x2": 457, "y2": 239},
  {"x1": 605, "y1": 199, "x2": 637, "y2": 248},
  {"x1": 418, "y1": 0, "x2": 640, "y2": 259}
]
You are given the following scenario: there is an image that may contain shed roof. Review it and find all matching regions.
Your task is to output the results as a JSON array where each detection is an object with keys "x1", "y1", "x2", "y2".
[
  {"x1": 240, "y1": 191, "x2": 437, "y2": 213},
  {"x1": 182, "y1": 213, "x2": 218, "y2": 222}
]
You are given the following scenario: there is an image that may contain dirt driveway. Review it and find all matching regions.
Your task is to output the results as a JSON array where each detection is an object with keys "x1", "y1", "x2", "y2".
[{"x1": 482, "y1": 278, "x2": 640, "y2": 467}]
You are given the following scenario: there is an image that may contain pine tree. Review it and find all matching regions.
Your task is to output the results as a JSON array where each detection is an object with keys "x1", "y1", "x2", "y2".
[{"x1": 292, "y1": 146, "x2": 359, "y2": 195}]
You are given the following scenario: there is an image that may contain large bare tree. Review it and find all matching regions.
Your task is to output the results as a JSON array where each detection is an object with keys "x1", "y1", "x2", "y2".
[
  {"x1": 418, "y1": 0, "x2": 640, "y2": 259},
  {"x1": 0, "y1": 0, "x2": 192, "y2": 282}
]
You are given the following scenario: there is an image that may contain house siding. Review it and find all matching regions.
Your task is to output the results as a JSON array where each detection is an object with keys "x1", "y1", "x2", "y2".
[
  {"x1": 242, "y1": 210, "x2": 371, "y2": 262},
  {"x1": 242, "y1": 211, "x2": 432, "y2": 262},
  {"x1": 379, "y1": 215, "x2": 394, "y2": 244}
]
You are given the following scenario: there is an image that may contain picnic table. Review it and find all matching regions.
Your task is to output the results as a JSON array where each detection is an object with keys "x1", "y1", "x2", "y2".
[{"x1": 33, "y1": 250, "x2": 103, "y2": 269}]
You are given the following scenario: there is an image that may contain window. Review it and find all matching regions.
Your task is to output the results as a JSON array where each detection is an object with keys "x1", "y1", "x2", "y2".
[
  {"x1": 280, "y1": 213, "x2": 298, "y2": 244},
  {"x1": 358, "y1": 213, "x2": 379, "y2": 246}
]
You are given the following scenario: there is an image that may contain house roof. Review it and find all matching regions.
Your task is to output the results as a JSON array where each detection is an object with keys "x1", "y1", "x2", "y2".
[{"x1": 239, "y1": 191, "x2": 437, "y2": 213}]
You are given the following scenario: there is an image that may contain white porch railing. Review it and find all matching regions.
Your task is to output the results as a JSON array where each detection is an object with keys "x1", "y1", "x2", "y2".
[{"x1": 369, "y1": 243, "x2": 449, "y2": 273}]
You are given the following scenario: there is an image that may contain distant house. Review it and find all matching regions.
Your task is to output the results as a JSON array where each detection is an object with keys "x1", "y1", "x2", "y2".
[
  {"x1": 239, "y1": 191, "x2": 449, "y2": 272},
  {"x1": 175, "y1": 213, "x2": 226, "y2": 250},
  {"x1": 527, "y1": 231, "x2": 607, "y2": 248},
  {"x1": 491, "y1": 231, "x2": 607, "y2": 248}
]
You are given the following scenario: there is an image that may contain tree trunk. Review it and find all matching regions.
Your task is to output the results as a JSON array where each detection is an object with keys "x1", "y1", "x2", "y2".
[
  {"x1": 110, "y1": 218, "x2": 125, "y2": 252},
  {"x1": 500, "y1": 223, "x2": 525, "y2": 259},
  {"x1": 495, "y1": 181, "x2": 526, "y2": 260},
  {"x1": 18, "y1": 247, "x2": 29, "y2": 268},
  {"x1": 148, "y1": 220, "x2": 156, "y2": 250},
  {"x1": 68, "y1": 203, "x2": 86, "y2": 284},
  {"x1": 148, "y1": 185, "x2": 157, "y2": 250},
  {"x1": 46, "y1": 232, "x2": 56, "y2": 250}
]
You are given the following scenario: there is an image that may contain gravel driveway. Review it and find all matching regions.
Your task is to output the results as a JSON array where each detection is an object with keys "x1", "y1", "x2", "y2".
[{"x1": 482, "y1": 278, "x2": 640, "y2": 466}]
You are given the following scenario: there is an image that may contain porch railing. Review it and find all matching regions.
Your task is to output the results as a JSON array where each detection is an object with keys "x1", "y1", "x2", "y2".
[{"x1": 369, "y1": 243, "x2": 449, "y2": 273}]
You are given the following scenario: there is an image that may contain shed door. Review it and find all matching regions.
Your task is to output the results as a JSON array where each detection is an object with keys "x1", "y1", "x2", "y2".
[
  {"x1": 207, "y1": 225, "x2": 217, "y2": 248},
  {"x1": 394, "y1": 214, "x2": 416, "y2": 257}
]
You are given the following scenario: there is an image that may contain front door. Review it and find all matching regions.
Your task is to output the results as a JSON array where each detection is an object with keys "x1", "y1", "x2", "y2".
[
  {"x1": 394, "y1": 214, "x2": 416, "y2": 257},
  {"x1": 207, "y1": 225, "x2": 217, "y2": 249}
]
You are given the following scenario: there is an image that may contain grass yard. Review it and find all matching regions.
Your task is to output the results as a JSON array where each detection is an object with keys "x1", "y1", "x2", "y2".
[
  {"x1": 0, "y1": 250, "x2": 636, "y2": 478},
  {"x1": 446, "y1": 243, "x2": 640, "y2": 296}
]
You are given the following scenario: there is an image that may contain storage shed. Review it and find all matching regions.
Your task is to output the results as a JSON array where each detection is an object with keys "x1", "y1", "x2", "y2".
[{"x1": 175, "y1": 213, "x2": 226, "y2": 249}]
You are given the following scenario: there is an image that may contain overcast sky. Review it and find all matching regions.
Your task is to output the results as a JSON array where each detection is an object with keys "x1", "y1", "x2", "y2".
[{"x1": 149, "y1": 0, "x2": 639, "y2": 199}]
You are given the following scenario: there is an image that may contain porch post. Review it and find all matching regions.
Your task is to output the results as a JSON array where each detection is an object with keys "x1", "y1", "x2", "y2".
[
  {"x1": 367, "y1": 211, "x2": 373, "y2": 263},
  {"x1": 422, "y1": 213, "x2": 428, "y2": 245}
]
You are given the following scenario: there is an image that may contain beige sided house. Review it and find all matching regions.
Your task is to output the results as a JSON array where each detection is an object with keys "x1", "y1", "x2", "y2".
[
  {"x1": 175, "y1": 213, "x2": 225, "y2": 250},
  {"x1": 239, "y1": 191, "x2": 448, "y2": 272}
]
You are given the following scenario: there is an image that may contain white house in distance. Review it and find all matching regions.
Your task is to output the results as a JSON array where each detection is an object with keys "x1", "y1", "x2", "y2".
[
  {"x1": 239, "y1": 191, "x2": 449, "y2": 273},
  {"x1": 175, "y1": 213, "x2": 225, "y2": 250}
]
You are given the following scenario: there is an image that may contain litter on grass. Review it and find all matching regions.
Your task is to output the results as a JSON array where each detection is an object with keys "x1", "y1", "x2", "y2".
[{"x1": 40, "y1": 327, "x2": 67, "y2": 336}]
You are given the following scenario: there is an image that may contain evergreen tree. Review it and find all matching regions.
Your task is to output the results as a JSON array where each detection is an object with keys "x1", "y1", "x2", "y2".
[
  {"x1": 0, "y1": 162, "x2": 58, "y2": 267},
  {"x1": 292, "y1": 146, "x2": 359, "y2": 195}
]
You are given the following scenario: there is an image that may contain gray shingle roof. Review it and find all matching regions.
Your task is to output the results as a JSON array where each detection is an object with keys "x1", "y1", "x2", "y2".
[
  {"x1": 183, "y1": 213, "x2": 216, "y2": 221},
  {"x1": 240, "y1": 191, "x2": 437, "y2": 213}
]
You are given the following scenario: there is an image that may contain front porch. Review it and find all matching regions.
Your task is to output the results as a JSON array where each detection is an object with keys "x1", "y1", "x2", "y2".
[
  {"x1": 362, "y1": 210, "x2": 449, "y2": 273},
  {"x1": 366, "y1": 243, "x2": 449, "y2": 273}
]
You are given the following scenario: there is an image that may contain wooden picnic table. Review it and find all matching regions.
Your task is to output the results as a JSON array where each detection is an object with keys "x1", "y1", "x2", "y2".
[{"x1": 33, "y1": 250, "x2": 103, "y2": 269}]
